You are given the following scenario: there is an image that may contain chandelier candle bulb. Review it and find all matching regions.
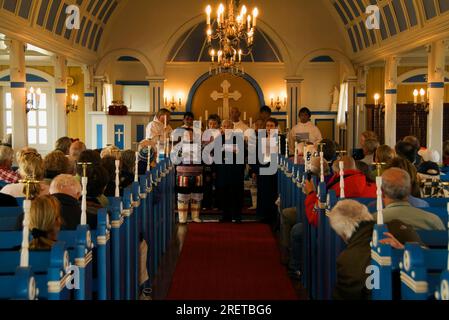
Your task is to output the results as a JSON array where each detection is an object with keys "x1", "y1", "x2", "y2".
[
  {"x1": 413, "y1": 89, "x2": 419, "y2": 104},
  {"x1": 420, "y1": 88, "x2": 426, "y2": 103},
  {"x1": 339, "y1": 161, "x2": 345, "y2": 199},
  {"x1": 206, "y1": 5, "x2": 211, "y2": 25},
  {"x1": 253, "y1": 8, "x2": 258, "y2": 26}
]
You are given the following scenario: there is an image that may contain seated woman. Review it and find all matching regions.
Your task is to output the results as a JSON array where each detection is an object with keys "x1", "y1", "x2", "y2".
[
  {"x1": 43, "y1": 150, "x2": 71, "y2": 182},
  {"x1": 1, "y1": 151, "x2": 49, "y2": 198},
  {"x1": 28, "y1": 195, "x2": 62, "y2": 250},
  {"x1": 442, "y1": 140, "x2": 449, "y2": 173}
]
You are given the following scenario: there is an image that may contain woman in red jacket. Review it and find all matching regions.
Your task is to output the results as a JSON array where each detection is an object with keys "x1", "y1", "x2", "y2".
[{"x1": 304, "y1": 156, "x2": 377, "y2": 227}]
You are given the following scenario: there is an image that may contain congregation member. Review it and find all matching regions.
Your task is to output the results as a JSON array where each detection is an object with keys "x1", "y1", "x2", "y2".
[
  {"x1": 28, "y1": 195, "x2": 63, "y2": 250},
  {"x1": 202, "y1": 114, "x2": 222, "y2": 210},
  {"x1": 120, "y1": 150, "x2": 138, "y2": 184},
  {"x1": 377, "y1": 168, "x2": 445, "y2": 231},
  {"x1": 146, "y1": 108, "x2": 173, "y2": 144},
  {"x1": 43, "y1": 150, "x2": 71, "y2": 181},
  {"x1": 354, "y1": 131, "x2": 378, "y2": 160},
  {"x1": 1, "y1": 151, "x2": 49, "y2": 198},
  {"x1": 0, "y1": 145, "x2": 20, "y2": 185},
  {"x1": 55, "y1": 137, "x2": 72, "y2": 156},
  {"x1": 417, "y1": 161, "x2": 449, "y2": 198},
  {"x1": 384, "y1": 157, "x2": 423, "y2": 201},
  {"x1": 395, "y1": 141, "x2": 420, "y2": 167},
  {"x1": 328, "y1": 200, "x2": 421, "y2": 300},
  {"x1": 175, "y1": 112, "x2": 204, "y2": 224},
  {"x1": 252, "y1": 118, "x2": 279, "y2": 225},
  {"x1": 288, "y1": 107, "x2": 322, "y2": 155},
  {"x1": 230, "y1": 107, "x2": 249, "y2": 132},
  {"x1": 215, "y1": 121, "x2": 246, "y2": 223},
  {"x1": 257, "y1": 106, "x2": 273, "y2": 127},
  {"x1": 360, "y1": 139, "x2": 379, "y2": 166},
  {"x1": 68, "y1": 140, "x2": 87, "y2": 170},
  {"x1": 403, "y1": 136, "x2": 424, "y2": 167}
]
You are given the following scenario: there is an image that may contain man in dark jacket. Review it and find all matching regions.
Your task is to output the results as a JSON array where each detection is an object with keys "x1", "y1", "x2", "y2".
[{"x1": 328, "y1": 199, "x2": 421, "y2": 300}]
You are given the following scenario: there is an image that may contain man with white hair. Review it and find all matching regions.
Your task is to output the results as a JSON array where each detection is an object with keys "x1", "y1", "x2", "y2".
[
  {"x1": 379, "y1": 168, "x2": 445, "y2": 231},
  {"x1": 0, "y1": 145, "x2": 20, "y2": 184},
  {"x1": 328, "y1": 199, "x2": 421, "y2": 300}
]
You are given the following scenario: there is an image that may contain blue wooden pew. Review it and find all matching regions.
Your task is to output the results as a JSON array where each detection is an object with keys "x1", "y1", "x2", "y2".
[
  {"x1": 0, "y1": 267, "x2": 36, "y2": 300},
  {"x1": 0, "y1": 241, "x2": 72, "y2": 300},
  {"x1": 58, "y1": 211, "x2": 110, "y2": 300},
  {"x1": 0, "y1": 207, "x2": 22, "y2": 231},
  {"x1": 400, "y1": 243, "x2": 448, "y2": 300}
]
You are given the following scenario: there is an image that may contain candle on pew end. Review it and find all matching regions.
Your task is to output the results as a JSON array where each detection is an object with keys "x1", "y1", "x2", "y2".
[
  {"x1": 376, "y1": 176, "x2": 383, "y2": 225},
  {"x1": 339, "y1": 161, "x2": 345, "y2": 199}
]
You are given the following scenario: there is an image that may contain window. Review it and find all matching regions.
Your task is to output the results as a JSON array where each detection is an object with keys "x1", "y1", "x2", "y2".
[{"x1": 27, "y1": 90, "x2": 48, "y2": 146}]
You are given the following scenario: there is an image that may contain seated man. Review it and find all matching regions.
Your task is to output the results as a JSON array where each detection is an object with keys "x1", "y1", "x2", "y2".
[
  {"x1": 328, "y1": 199, "x2": 421, "y2": 300},
  {"x1": 377, "y1": 168, "x2": 445, "y2": 231}
]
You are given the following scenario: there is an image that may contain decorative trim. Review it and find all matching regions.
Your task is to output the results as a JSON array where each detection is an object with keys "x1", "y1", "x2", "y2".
[
  {"x1": 371, "y1": 250, "x2": 392, "y2": 266},
  {"x1": 311, "y1": 111, "x2": 338, "y2": 116},
  {"x1": 10, "y1": 82, "x2": 25, "y2": 88},
  {"x1": 55, "y1": 88, "x2": 67, "y2": 94},
  {"x1": 401, "y1": 271, "x2": 428, "y2": 294},
  {"x1": 84, "y1": 93, "x2": 95, "y2": 97},
  {"x1": 115, "y1": 80, "x2": 149, "y2": 86},
  {"x1": 357, "y1": 93, "x2": 367, "y2": 98},
  {"x1": 185, "y1": 71, "x2": 265, "y2": 112},
  {"x1": 385, "y1": 89, "x2": 397, "y2": 95},
  {"x1": 429, "y1": 82, "x2": 445, "y2": 88}
]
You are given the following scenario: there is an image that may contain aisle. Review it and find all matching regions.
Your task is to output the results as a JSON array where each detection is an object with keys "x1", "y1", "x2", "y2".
[{"x1": 166, "y1": 223, "x2": 298, "y2": 300}]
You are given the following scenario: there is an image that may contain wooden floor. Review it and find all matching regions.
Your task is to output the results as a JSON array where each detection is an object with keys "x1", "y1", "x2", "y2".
[{"x1": 150, "y1": 221, "x2": 308, "y2": 300}]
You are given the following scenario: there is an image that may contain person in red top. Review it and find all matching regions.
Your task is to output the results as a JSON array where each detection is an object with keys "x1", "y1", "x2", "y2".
[
  {"x1": 304, "y1": 156, "x2": 377, "y2": 227},
  {"x1": 0, "y1": 145, "x2": 20, "y2": 185}
]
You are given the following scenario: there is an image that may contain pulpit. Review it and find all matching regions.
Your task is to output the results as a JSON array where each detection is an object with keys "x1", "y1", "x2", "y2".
[{"x1": 88, "y1": 112, "x2": 132, "y2": 150}]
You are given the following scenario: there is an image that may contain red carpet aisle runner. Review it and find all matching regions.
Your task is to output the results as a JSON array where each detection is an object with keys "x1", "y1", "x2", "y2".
[{"x1": 166, "y1": 223, "x2": 298, "y2": 300}]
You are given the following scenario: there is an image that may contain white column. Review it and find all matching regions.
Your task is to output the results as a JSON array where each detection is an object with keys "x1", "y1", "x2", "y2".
[
  {"x1": 8, "y1": 38, "x2": 27, "y2": 150},
  {"x1": 83, "y1": 65, "x2": 95, "y2": 147},
  {"x1": 93, "y1": 76, "x2": 106, "y2": 112},
  {"x1": 356, "y1": 66, "x2": 369, "y2": 146},
  {"x1": 427, "y1": 40, "x2": 447, "y2": 157},
  {"x1": 346, "y1": 76, "x2": 358, "y2": 151},
  {"x1": 384, "y1": 56, "x2": 399, "y2": 147},
  {"x1": 147, "y1": 77, "x2": 165, "y2": 114},
  {"x1": 54, "y1": 55, "x2": 68, "y2": 139},
  {"x1": 285, "y1": 77, "x2": 303, "y2": 128}
]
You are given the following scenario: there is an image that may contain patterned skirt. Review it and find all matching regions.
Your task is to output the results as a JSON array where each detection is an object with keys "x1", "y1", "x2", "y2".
[{"x1": 176, "y1": 165, "x2": 204, "y2": 194}]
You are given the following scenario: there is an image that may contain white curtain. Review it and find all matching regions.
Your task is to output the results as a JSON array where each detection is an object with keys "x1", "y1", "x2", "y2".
[
  {"x1": 337, "y1": 82, "x2": 348, "y2": 128},
  {"x1": 103, "y1": 84, "x2": 113, "y2": 110}
]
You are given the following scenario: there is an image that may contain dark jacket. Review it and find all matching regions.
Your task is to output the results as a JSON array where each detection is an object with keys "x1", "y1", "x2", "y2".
[
  {"x1": 333, "y1": 220, "x2": 422, "y2": 300},
  {"x1": 0, "y1": 192, "x2": 18, "y2": 207}
]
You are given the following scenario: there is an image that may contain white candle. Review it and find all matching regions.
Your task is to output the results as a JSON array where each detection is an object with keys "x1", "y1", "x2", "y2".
[
  {"x1": 320, "y1": 151, "x2": 325, "y2": 183},
  {"x1": 286, "y1": 115, "x2": 290, "y2": 129},
  {"x1": 164, "y1": 115, "x2": 167, "y2": 128},
  {"x1": 134, "y1": 152, "x2": 139, "y2": 182},
  {"x1": 249, "y1": 117, "x2": 253, "y2": 128},
  {"x1": 285, "y1": 138, "x2": 289, "y2": 158},
  {"x1": 376, "y1": 176, "x2": 383, "y2": 225},
  {"x1": 20, "y1": 199, "x2": 31, "y2": 267},
  {"x1": 294, "y1": 142, "x2": 298, "y2": 165},
  {"x1": 205, "y1": 110, "x2": 209, "y2": 121},
  {"x1": 339, "y1": 161, "x2": 345, "y2": 199},
  {"x1": 304, "y1": 146, "x2": 308, "y2": 170},
  {"x1": 243, "y1": 112, "x2": 247, "y2": 121},
  {"x1": 115, "y1": 160, "x2": 120, "y2": 198},
  {"x1": 81, "y1": 176, "x2": 88, "y2": 225}
]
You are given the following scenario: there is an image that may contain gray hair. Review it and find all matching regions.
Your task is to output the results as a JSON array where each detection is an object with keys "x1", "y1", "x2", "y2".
[
  {"x1": 49, "y1": 174, "x2": 81, "y2": 197},
  {"x1": 328, "y1": 199, "x2": 374, "y2": 241},
  {"x1": 382, "y1": 168, "x2": 411, "y2": 201},
  {"x1": 0, "y1": 145, "x2": 14, "y2": 165}
]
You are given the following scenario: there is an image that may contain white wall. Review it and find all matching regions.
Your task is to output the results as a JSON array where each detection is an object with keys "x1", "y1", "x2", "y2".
[{"x1": 302, "y1": 62, "x2": 340, "y2": 111}]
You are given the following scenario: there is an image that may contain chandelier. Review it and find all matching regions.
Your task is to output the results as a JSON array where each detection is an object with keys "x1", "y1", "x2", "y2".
[{"x1": 205, "y1": 0, "x2": 258, "y2": 75}]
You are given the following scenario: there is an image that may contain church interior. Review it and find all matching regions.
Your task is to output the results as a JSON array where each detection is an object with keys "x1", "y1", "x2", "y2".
[{"x1": 1, "y1": 0, "x2": 449, "y2": 303}]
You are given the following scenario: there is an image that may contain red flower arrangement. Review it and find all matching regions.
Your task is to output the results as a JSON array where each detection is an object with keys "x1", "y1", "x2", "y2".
[{"x1": 108, "y1": 100, "x2": 128, "y2": 116}]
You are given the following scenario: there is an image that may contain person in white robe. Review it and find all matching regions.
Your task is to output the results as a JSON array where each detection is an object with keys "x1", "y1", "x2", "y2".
[{"x1": 288, "y1": 107, "x2": 322, "y2": 155}]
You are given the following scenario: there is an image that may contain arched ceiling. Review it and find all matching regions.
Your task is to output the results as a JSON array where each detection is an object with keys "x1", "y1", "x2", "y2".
[
  {"x1": 1, "y1": 0, "x2": 449, "y2": 66},
  {"x1": 330, "y1": 0, "x2": 449, "y2": 53},
  {"x1": 168, "y1": 21, "x2": 283, "y2": 63},
  {"x1": 0, "y1": 0, "x2": 122, "y2": 55}
]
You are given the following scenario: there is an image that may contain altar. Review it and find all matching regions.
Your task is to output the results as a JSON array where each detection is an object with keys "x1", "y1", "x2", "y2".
[{"x1": 87, "y1": 112, "x2": 151, "y2": 150}]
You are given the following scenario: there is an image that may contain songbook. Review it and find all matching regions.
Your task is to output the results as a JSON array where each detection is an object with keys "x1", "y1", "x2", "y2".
[{"x1": 295, "y1": 132, "x2": 310, "y2": 142}]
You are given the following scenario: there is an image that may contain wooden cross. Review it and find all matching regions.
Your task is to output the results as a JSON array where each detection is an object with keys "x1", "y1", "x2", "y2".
[
  {"x1": 373, "y1": 162, "x2": 386, "y2": 177},
  {"x1": 77, "y1": 162, "x2": 93, "y2": 178},
  {"x1": 19, "y1": 176, "x2": 40, "y2": 200},
  {"x1": 210, "y1": 80, "x2": 242, "y2": 119}
]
